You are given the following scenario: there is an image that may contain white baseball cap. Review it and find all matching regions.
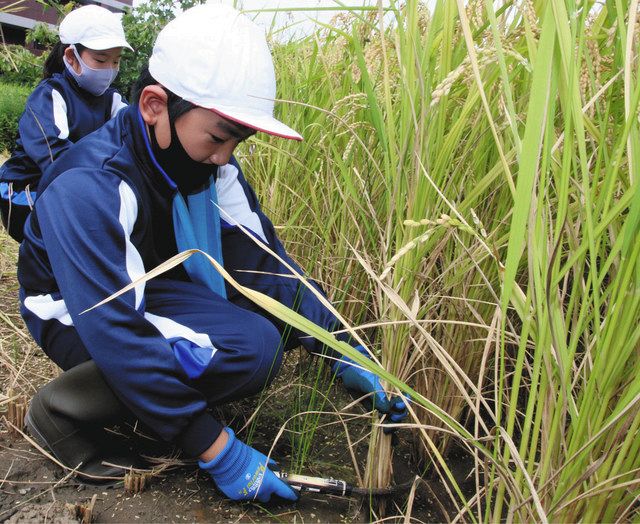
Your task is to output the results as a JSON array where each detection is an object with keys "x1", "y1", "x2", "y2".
[
  {"x1": 59, "y1": 5, "x2": 132, "y2": 51},
  {"x1": 149, "y1": 3, "x2": 302, "y2": 141}
]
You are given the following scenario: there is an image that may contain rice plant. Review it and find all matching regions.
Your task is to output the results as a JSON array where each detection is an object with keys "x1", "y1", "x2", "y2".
[{"x1": 234, "y1": 0, "x2": 640, "y2": 520}]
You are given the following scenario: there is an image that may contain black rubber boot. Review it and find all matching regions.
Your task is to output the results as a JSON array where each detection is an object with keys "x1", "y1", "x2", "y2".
[{"x1": 25, "y1": 360, "x2": 147, "y2": 485}]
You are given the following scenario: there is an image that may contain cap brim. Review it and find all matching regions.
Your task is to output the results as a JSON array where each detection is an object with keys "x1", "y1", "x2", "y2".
[
  {"x1": 79, "y1": 37, "x2": 133, "y2": 51},
  {"x1": 207, "y1": 106, "x2": 303, "y2": 141}
]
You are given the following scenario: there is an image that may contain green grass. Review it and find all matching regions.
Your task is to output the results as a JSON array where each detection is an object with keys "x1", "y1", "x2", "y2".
[{"x1": 0, "y1": 82, "x2": 29, "y2": 152}]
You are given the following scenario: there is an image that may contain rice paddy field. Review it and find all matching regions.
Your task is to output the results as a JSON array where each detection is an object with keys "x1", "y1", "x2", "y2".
[{"x1": 1, "y1": 0, "x2": 640, "y2": 522}]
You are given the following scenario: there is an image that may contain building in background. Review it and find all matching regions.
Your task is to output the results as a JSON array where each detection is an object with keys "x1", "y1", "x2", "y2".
[{"x1": 0, "y1": 0, "x2": 132, "y2": 49}]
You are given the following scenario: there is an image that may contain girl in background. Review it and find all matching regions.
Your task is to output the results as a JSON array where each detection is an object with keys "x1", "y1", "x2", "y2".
[{"x1": 0, "y1": 4, "x2": 131, "y2": 241}]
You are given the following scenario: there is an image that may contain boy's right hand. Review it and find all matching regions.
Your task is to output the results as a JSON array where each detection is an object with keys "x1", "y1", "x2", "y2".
[{"x1": 199, "y1": 428, "x2": 298, "y2": 503}]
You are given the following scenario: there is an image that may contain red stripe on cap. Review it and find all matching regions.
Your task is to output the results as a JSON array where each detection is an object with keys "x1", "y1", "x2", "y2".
[{"x1": 204, "y1": 106, "x2": 303, "y2": 141}]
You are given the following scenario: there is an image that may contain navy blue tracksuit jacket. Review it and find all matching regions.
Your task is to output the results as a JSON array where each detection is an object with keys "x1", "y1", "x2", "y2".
[
  {"x1": 18, "y1": 105, "x2": 351, "y2": 457},
  {"x1": 0, "y1": 69, "x2": 125, "y2": 240}
]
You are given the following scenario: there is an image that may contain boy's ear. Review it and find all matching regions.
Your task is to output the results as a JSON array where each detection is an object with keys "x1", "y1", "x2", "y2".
[{"x1": 139, "y1": 85, "x2": 169, "y2": 127}]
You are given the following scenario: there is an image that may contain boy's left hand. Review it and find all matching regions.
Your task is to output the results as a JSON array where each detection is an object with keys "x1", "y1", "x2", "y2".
[{"x1": 332, "y1": 345, "x2": 409, "y2": 433}]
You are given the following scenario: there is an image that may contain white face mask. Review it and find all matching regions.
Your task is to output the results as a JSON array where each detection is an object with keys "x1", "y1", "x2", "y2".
[{"x1": 64, "y1": 44, "x2": 118, "y2": 96}]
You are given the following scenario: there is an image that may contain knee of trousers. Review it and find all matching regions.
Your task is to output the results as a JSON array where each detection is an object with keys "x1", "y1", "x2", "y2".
[
  {"x1": 233, "y1": 316, "x2": 285, "y2": 397},
  {"x1": 32, "y1": 360, "x2": 129, "y2": 424}
]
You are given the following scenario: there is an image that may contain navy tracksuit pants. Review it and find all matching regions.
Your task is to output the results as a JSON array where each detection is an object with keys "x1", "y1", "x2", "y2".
[{"x1": 41, "y1": 278, "x2": 297, "y2": 410}]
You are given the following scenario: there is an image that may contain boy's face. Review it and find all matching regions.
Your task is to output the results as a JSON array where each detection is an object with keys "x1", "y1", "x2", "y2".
[
  {"x1": 173, "y1": 108, "x2": 256, "y2": 167},
  {"x1": 139, "y1": 85, "x2": 256, "y2": 168}
]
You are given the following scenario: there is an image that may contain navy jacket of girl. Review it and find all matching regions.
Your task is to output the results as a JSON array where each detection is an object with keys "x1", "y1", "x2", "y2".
[{"x1": 0, "y1": 69, "x2": 126, "y2": 240}]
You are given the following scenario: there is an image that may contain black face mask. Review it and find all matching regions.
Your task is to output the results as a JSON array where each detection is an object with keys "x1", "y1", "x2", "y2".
[{"x1": 149, "y1": 116, "x2": 216, "y2": 194}]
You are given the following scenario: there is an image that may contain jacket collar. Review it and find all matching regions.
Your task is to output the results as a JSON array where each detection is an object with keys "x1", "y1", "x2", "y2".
[
  {"x1": 128, "y1": 107, "x2": 219, "y2": 198},
  {"x1": 123, "y1": 105, "x2": 177, "y2": 199},
  {"x1": 135, "y1": 108, "x2": 178, "y2": 192}
]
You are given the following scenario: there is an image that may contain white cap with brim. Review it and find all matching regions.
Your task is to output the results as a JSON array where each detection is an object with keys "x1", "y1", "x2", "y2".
[
  {"x1": 148, "y1": 3, "x2": 302, "y2": 141},
  {"x1": 59, "y1": 5, "x2": 132, "y2": 51}
]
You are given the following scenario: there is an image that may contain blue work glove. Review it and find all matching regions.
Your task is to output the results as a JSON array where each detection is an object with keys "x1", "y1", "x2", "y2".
[
  {"x1": 199, "y1": 428, "x2": 298, "y2": 503},
  {"x1": 332, "y1": 345, "x2": 409, "y2": 433}
]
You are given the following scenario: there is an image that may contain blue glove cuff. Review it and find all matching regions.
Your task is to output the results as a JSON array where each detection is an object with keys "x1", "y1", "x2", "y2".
[{"x1": 199, "y1": 428, "x2": 249, "y2": 485}]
